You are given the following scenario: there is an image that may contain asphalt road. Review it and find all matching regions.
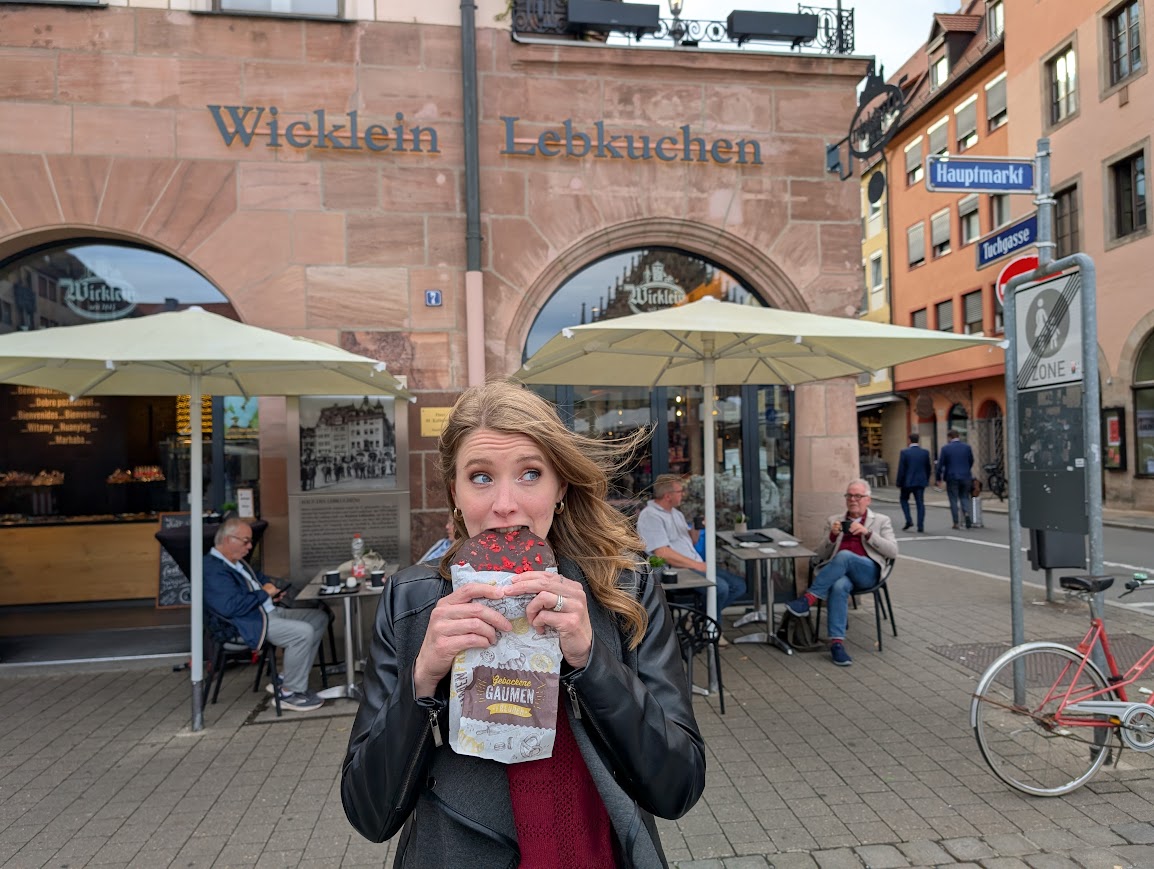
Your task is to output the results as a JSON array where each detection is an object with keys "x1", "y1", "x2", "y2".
[{"x1": 870, "y1": 497, "x2": 1154, "y2": 616}]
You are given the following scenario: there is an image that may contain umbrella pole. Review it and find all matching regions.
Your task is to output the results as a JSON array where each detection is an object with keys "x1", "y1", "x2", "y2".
[
  {"x1": 702, "y1": 353, "x2": 719, "y2": 694},
  {"x1": 190, "y1": 371, "x2": 205, "y2": 732}
]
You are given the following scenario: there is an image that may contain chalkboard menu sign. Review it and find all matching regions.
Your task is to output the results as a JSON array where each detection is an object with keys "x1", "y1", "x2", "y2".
[{"x1": 157, "y1": 512, "x2": 192, "y2": 608}]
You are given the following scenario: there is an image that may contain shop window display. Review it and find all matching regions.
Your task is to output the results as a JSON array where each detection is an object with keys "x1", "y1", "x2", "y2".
[{"x1": 0, "y1": 241, "x2": 254, "y2": 527}]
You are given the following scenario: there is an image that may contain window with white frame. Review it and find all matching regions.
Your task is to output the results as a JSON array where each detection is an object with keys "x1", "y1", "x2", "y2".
[
  {"x1": 1107, "y1": 0, "x2": 1142, "y2": 86},
  {"x1": 936, "y1": 299, "x2": 954, "y2": 332},
  {"x1": 963, "y1": 290, "x2": 984, "y2": 334},
  {"x1": 959, "y1": 194, "x2": 981, "y2": 245},
  {"x1": 955, "y1": 96, "x2": 979, "y2": 152},
  {"x1": 869, "y1": 253, "x2": 884, "y2": 291},
  {"x1": 905, "y1": 137, "x2": 924, "y2": 185},
  {"x1": 990, "y1": 193, "x2": 1011, "y2": 228},
  {"x1": 1048, "y1": 45, "x2": 1078, "y2": 125},
  {"x1": 931, "y1": 209, "x2": 951, "y2": 257},
  {"x1": 928, "y1": 117, "x2": 949, "y2": 157},
  {"x1": 1111, "y1": 149, "x2": 1148, "y2": 239},
  {"x1": 985, "y1": 73, "x2": 1008, "y2": 131},
  {"x1": 907, "y1": 222, "x2": 926, "y2": 267},
  {"x1": 931, "y1": 55, "x2": 949, "y2": 89},
  {"x1": 217, "y1": 0, "x2": 341, "y2": 14},
  {"x1": 987, "y1": 0, "x2": 1004, "y2": 41}
]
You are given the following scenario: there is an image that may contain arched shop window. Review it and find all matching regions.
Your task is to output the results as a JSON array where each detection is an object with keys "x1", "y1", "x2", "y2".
[
  {"x1": 1133, "y1": 332, "x2": 1154, "y2": 475},
  {"x1": 0, "y1": 241, "x2": 253, "y2": 524},
  {"x1": 523, "y1": 247, "x2": 793, "y2": 535},
  {"x1": 948, "y1": 402, "x2": 969, "y2": 441}
]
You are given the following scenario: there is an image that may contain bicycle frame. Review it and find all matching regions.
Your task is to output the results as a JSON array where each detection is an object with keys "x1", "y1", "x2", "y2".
[{"x1": 1049, "y1": 618, "x2": 1154, "y2": 728}]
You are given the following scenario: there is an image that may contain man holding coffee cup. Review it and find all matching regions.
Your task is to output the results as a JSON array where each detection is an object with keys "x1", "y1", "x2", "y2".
[{"x1": 785, "y1": 479, "x2": 898, "y2": 668}]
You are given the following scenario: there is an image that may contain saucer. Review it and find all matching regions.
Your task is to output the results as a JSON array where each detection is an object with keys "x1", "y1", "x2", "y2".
[
  {"x1": 738, "y1": 541, "x2": 760, "y2": 548},
  {"x1": 758, "y1": 547, "x2": 777, "y2": 554},
  {"x1": 778, "y1": 541, "x2": 799, "y2": 547}
]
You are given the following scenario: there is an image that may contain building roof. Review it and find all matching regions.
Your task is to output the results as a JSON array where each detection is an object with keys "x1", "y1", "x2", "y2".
[
  {"x1": 887, "y1": 0, "x2": 1002, "y2": 134},
  {"x1": 932, "y1": 14, "x2": 982, "y2": 36}
]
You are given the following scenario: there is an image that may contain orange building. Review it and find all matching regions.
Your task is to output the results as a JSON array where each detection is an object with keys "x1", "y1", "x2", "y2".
[
  {"x1": 882, "y1": 1, "x2": 1009, "y2": 469},
  {"x1": 1004, "y1": 0, "x2": 1153, "y2": 510}
]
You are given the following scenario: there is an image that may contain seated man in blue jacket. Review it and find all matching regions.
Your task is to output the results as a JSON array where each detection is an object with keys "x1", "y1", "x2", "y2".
[{"x1": 204, "y1": 516, "x2": 328, "y2": 712}]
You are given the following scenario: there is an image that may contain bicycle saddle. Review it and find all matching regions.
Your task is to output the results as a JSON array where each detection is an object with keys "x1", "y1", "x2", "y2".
[{"x1": 1059, "y1": 575, "x2": 1114, "y2": 593}]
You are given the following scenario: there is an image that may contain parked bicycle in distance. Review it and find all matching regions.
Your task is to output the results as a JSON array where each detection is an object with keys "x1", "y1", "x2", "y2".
[
  {"x1": 983, "y1": 460, "x2": 1007, "y2": 501},
  {"x1": 970, "y1": 572, "x2": 1154, "y2": 796}
]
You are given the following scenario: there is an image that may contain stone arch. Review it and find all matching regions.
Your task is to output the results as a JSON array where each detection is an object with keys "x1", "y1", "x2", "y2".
[
  {"x1": 501, "y1": 218, "x2": 810, "y2": 373},
  {"x1": 0, "y1": 155, "x2": 299, "y2": 329}
]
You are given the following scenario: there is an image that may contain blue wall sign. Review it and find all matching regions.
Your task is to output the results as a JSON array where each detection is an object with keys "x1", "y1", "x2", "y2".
[
  {"x1": 977, "y1": 212, "x2": 1038, "y2": 270},
  {"x1": 925, "y1": 155, "x2": 1038, "y2": 193},
  {"x1": 425, "y1": 289, "x2": 442, "y2": 307}
]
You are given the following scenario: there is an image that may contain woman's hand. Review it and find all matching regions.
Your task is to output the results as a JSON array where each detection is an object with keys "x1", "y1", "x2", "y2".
[
  {"x1": 413, "y1": 582, "x2": 510, "y2": 697},
  {"x1": 506, "y1": 570, "x2": 594, "y2": 670}
]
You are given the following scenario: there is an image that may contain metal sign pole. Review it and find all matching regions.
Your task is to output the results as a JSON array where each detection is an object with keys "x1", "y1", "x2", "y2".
[{"x1": 1005, "y1": 139, "x2": 1104, "y2": 701}]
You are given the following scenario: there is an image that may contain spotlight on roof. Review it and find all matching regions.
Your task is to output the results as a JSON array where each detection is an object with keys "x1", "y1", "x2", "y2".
[
  {"x1": 725, "y1": 10, "x2": 819, "y2": 47},
  {"x1": 567, "y1": 0, "x2": 661, "y2": 38}
]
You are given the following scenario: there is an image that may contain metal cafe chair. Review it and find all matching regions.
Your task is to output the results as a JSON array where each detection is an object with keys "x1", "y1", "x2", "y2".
[
  {"x1": 667, "y1": 604, "x2": 726, "y2": 714},
  {"x1": 204, "y1": 612, "x2": 284, "y2": 717},
  {"x1": 812, "y1": 557, "x2": 898, "y2": 651}
]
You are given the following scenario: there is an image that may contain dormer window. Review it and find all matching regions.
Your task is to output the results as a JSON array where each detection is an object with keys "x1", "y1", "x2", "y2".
[
  {"x1": 987, "y1": 0, "x2": 1004, "y2": 41},
  {"x1": 931, "y1": 55, "x2": 949, "y2": 89}
]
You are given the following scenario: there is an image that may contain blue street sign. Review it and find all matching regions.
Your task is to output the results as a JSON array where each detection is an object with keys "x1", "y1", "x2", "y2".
[
  {"x1": 977, "y1": 212, "x2": 1038, "y2": 270},
  {"x1": 925, "y1": 155, "x2": 1038, "y2": 193},
  {"x1": 425, "y1": 289, "x2": 442, "y2": 307}
]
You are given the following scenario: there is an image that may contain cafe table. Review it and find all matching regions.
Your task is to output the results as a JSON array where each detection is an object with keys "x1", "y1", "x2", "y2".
[
  {"x1": 718, "y1": 527, "x2": 816, "y2": 654},
  {"x1": 296, "y1": 566, "x2": 397, "y2": 701}
]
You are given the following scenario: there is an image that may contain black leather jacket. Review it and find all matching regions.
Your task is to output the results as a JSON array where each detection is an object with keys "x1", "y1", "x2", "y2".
[{"x1": 341, "y1": 556, "x2": 705, "y2": 868}]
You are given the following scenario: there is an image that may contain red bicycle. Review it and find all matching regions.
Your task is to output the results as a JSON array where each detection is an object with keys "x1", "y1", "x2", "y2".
[{"x1": 970, "y1": 573, "x2": 1154, "y2": 796}]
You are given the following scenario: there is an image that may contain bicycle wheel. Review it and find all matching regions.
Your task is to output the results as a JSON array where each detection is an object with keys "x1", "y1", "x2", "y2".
[
  {"x1": 989, "y1": 474, "x2": 1007, "y2": 500},
  {"x1": 971, "y1": 642, "x2": 1115, "y2": 796}
]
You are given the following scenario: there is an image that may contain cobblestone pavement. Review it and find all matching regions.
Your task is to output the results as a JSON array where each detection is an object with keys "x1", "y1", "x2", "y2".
[{"x1": 4, "y1": 561, "x2": 1154, "y2": 868}]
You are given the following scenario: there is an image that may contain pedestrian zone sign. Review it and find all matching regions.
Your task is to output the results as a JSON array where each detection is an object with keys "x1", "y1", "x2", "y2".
[{"x1": 1014, "y1": 271, "x2": 1083, "y2": 390}]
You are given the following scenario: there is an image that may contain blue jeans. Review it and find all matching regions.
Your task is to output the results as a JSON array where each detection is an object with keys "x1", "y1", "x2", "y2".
[
  {"x1": 808, "y1": 550, "x2": 880, "y2": 641},
  {"x1": 691, "y1": 567, "x2": 747, "y2": 616},
  {"x1": 945, "y1": 479, "x2": 971, "y2": 526}
]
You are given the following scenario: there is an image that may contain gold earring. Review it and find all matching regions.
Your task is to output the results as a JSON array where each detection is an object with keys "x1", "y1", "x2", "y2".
[
  {"x1": 452, "y1": 507, "x2": 462, "y2": 519},
  {"x1": 555, "y1": 501, "x2": 565, "y2": 514}
]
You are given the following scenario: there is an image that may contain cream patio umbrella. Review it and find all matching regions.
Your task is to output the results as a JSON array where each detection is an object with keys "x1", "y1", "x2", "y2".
[
  {"x1": 515, "y1": 296, "x2": 1002, "y2": 623},
  {"x1": 0, "y1": 306, "x2": 413, "y2": 731}
]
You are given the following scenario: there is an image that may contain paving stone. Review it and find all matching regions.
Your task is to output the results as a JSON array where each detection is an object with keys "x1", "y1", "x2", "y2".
[
  {"x1": 895, "y1": 839, "x2": 953, "y2": 865},
  {"x1": 812, "y1": 848, "x2": 862, "y2": 869},
  {"x1": 763, "y1": 854, "x2": 819, "y2": 869},
  {"x1": 1022, "y1": 855, "x2": 1081, "y2": 869},
  {"x1": 853, "y1": 844, "x2": 908, "y2": 868},
  {"x1": 1113, "y1": 822, "x2": 1154, "y2": 845},
  {"x1": 980, "y1": 860, "x2": 1031, "y2": 869},
  {"x1": 719, "y1": 858, "x2": 772, "y2": 869}
]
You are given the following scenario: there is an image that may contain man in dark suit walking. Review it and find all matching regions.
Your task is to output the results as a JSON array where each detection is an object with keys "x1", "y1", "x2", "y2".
[
  {"x1": 895, "y1": 432, "x2": 932, "y2": 532},
  {"x1": 936, "y1": 429, "x2": 975, "y2": 530}
]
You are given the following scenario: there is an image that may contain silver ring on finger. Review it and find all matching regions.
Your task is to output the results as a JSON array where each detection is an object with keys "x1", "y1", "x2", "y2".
[{"x1": 552, "y1": 593, "x2": 565, "y2": 613}]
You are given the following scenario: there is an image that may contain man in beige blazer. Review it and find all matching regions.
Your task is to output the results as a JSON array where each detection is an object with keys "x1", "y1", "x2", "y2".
[{"x1": 785, "y1": 478, "x2": 898, "y2": 667}]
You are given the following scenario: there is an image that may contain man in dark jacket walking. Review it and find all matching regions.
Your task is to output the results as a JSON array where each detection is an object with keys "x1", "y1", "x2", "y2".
[
  {"x1": 896, "y1": 432, "x2": 932, "y2": 532},
  {"x1": 936, "y1": 429, "x2": 975, "y2": 530}
]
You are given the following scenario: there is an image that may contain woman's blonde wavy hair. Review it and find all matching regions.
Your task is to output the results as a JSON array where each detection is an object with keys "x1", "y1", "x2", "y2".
[{"x1": 436, "y1": 379, "x2": 651, "y2": 648}]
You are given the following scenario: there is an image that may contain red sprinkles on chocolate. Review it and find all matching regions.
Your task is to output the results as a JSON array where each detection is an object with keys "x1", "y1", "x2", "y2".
[{"x1": 458, "y1": 529, "x2": 556, "y2": 573}]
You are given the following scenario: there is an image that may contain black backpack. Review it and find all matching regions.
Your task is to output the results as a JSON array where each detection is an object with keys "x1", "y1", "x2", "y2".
[{"x1": 775, "y1": 610, "x2": 825, "y2": 652}]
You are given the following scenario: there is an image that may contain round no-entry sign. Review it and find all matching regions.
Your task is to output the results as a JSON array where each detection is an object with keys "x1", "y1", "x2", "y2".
[{"x1": 995, "y1": 254, "x2": 1039, "y2": 307}]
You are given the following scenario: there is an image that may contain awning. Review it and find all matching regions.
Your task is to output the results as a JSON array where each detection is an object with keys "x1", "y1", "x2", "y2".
[{"x1": 856, "y1": 394, "x2": 905, "y2": 414}]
